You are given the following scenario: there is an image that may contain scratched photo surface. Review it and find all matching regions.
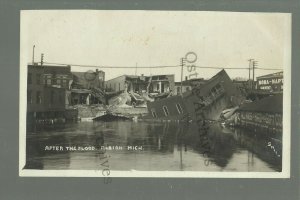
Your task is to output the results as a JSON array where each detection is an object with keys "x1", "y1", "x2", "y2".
[{"x1": 19, "y1": 10, "x2": 291, "y2": 177}]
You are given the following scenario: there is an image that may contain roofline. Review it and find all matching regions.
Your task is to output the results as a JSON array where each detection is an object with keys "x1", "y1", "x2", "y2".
[
  {"x1": 105, "y1": 74, "x2": 175, "y2": 82},
  {"x1": 256, "y1": 71, "x2": 283, "y2": 79}
]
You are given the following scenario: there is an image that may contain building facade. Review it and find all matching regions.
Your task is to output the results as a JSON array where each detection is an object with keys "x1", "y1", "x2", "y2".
[
  {"x1": 256, "y1": 71, "x2": 283, "y2": 92},
  {"x1": 174, "y1": 78, "x2": 207, "y2": 95},
  {"x1": 70, "y1": 69, "x2": 106, "y2": 105},
  {"x1": 72, "y1": 69, "x2": 105, "y2": 89},
  {"x1": 27, "y1": 64, "x2": 76, "y2": 123},
  {"x1": 105, "y1": 74, "x2": 175, "y2": 94}
]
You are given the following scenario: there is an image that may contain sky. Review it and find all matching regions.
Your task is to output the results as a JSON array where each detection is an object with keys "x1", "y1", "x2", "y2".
[{"x1": 20, "y1": 10, "x2": 291, "y2": 82}]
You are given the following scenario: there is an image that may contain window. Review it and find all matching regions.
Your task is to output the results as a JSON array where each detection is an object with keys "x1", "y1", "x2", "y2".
[
  {"x1": 176, "y1": 103, "x2": 183, "y2": 114},
  {"x1": 162, "y1": 106, "x2": 169, "y2": 116},
  {"x1": 177, "y1": 87, "x2": 180, "y2": 94},
  {"x1": 186, "y1": 87, "x2": 190, "y2": 91},
  {"x1": 46, "y1": 78, "x2": 51, "y2": 85},
  {"x1": 62, "y1": 79, "x2": 67, "y2": 88},
  {"x1": 28, "y1": 73, "x2": 32, "y2": 84},
  {"x1": 57, "y1": 79, "x2": 61, "y2": 85},
  {"x1": 27, "y1": 90, "x2": 32, "y2": 104},
  {"x1": 152, "y1": 110, "x2": 157, "y2": 118},
  {"x1": 36, "y1": 91, "x2": 42, "y2": 104},
  {"x1": 36, "y1": 74, "x2": 41, "y2": 84}
]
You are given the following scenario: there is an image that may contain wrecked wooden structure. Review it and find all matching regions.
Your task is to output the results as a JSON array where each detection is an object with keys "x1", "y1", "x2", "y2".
[
  {"x1": 235, "y1": 94, "x2": 283, "y2": 134},
  {"x1": 147, "y1": 70, "x2": 244, "y2": 121}
]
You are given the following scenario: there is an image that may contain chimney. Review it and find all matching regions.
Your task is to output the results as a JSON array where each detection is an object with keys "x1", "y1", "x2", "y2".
[{"x1": 185, "y1": 76, "x2": 188, "y2": 81}]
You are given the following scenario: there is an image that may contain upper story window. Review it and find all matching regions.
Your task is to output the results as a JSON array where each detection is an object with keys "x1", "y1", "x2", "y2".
[
  {"x1": 62, "y1": 79, "x2": 67, "y2": 88},
  {"x1": 57, "y1": 79, "x2": 61, "y2": 85},
  {"x1": 163, "y1": 106, "x2": 169, "y2": 116},
  {"x1": 176, "y1": 103, "x2": 183, "y2": 114}
]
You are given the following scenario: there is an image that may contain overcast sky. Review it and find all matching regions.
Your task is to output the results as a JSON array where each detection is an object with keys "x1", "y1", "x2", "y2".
[{"x1": 21, "y1": 10, "x2": 291, "y2": 81}]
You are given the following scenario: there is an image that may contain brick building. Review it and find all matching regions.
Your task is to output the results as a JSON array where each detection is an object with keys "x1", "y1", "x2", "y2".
[{"x1": 27, "y1": 64, "x2": 75, "y2": 123}]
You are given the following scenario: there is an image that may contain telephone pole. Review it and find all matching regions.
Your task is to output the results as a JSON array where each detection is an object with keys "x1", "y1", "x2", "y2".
[
  {"x1": 180, "y1": 57, "x2": 185, "y2": 95},
  {"x1": 41, "y1": 53, "x2": 44, "y2": 66},
  {"x1": 252, "y1": 60, "x2": 258, "y2": 89},
  {"x1": 248, "y1": 59, "x2": 253, "y2": 88},
  {"x1": 32, "y1": 45, "x2": 35, "y2": 64}
]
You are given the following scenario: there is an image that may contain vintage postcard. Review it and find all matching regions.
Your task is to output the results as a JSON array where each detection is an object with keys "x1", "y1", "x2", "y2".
[{"x1": 19, "y1": 10, "x2": 291, "y2": 178}]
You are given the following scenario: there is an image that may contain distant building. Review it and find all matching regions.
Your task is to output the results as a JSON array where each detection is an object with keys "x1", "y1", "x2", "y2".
[
  {"x1": 70, "y1": 69, "x2": 106, "y2": 105},
  {"x1": 256, "y1": 71, "x2": 283, "y2": 92},
  {"x1": 105, "y1": 74, "x2": 175, "y2": 94},
  {"x1": 174, "y1": 78, "x2": 207, "y2": 95},
  {"x1": 72, "y1": 69, "x2": 105, "y2": 89},
  {"x1": 232, "y1": 80, "x2": 256, "y2": 96}
]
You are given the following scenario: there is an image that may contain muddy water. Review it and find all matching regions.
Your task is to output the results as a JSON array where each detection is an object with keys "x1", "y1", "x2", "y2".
[{"x1": 25, "y1": 121, "x2": 282, "y2": 172}]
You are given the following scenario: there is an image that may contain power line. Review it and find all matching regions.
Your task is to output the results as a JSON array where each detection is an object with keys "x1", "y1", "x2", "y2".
[
  {"x1": 43, "y1": 62, "x2": 179, "y2": 69},
  {"x1": 256, "y1": 67, "x2": 283, "y2": 70},
  {"x1": 40, "y1": 61, "x2": 283, "y2": 71}
]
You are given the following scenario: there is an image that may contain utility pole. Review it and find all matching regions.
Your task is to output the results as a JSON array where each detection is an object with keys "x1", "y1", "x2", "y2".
[
  {"x1": 248, "y1": 59, "x2": 253, "y2": 89},
  {"x1": 41, "y1": 53, "x2": 44, "y2": 66},
  {"x1": 180, "y1": 57, "x2": 185, "y2": 95},
  {"x1": 32, "y1": 45, "x2": 35, "y2": 64},
  {"x1": 252, "y1": 60, "x2": 258, "y2": 89}
]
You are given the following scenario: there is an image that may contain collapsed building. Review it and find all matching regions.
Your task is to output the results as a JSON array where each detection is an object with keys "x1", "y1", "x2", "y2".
[
  {"x1": 104, "y1": 74, "x2": 175, "y2": 106},
  {"x1": 70, "y1": 69, "x2": 106, "y2": 105},
  {"x1": 147, "y1": 70, "x2": 244, "y2": 121},
  {"x1": 105, "y1": 74, "x2": 175, "y2": 94}
]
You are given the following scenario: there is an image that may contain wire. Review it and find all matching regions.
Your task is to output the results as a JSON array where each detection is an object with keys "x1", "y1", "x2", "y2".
[
  {"x1": 43, "y1": 62, "x2": 179, "y2": 69},
  {"x1": 40, "y1": 61, "x2": 283, "y2": 71},
  {"x1": 256, "y1": 67, "x2": 283, "y2": 71}
]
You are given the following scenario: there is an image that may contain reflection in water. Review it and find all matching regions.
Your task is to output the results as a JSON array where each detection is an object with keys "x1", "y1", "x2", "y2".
[{"x1": 25, "y1": 121, "x2": 282, "y2": 172}]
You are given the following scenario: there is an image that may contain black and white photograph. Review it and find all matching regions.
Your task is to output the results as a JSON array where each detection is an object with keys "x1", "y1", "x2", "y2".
[{"x1": 19, "y1": 10, "x2": 291, "y2": 177}]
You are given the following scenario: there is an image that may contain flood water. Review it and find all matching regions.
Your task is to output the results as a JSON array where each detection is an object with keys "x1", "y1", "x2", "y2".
[{"x1": 25, "y1": 121, "x2": 282, "y2": 172}]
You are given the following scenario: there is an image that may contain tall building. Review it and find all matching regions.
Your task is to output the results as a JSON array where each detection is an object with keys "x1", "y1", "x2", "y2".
[{"x1": 27, "y1": 64, "x2": 73, "y2": 121}]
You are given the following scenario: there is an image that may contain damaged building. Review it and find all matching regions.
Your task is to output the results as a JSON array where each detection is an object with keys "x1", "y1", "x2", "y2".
[
  {"x1": 105, "y1": 74, "x2": 175, "y2": 95},
  {"x1": 70, "y1": 69, "x2": 106, "y2": 105},
  {"x1": 236, "y1": 94, "x2": 282, "y2": 134},
  {"x1": 147, "y1": 69, "x2": 244, "y2": 121}
]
